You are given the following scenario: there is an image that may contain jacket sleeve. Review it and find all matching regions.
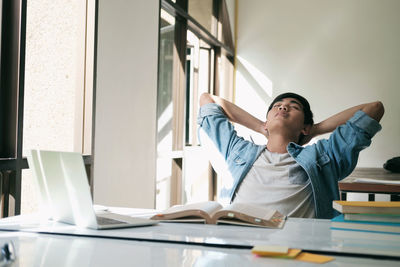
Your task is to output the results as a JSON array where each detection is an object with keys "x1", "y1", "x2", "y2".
[
  {"x1": 197, "y1": 103, "x2": 249, "y2": 161},
  {"x1": 323, "y1": 110, "x2": 382, "y2": 180}
]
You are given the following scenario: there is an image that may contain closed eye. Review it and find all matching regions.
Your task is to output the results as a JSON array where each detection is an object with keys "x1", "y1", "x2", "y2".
[
  {"x1": 289, "y1": 100, "x2": 303, "y2": 110},
  {"x1": 291, "y1": 105, "x2": 300, "y2": 110}
]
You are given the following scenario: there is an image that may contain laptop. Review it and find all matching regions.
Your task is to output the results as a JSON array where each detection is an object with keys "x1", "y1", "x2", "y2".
[{"x1": 27, "y1": 149, "x2": 158, "y2": 230}]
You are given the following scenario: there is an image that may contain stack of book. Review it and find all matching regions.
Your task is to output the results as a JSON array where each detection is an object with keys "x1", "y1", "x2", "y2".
[{"x1": 331, "y1": 201, "x2": 400, "y2": 235}]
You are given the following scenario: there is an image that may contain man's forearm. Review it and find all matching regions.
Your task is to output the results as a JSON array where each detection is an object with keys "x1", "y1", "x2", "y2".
[
  {"x1": 312, "y1": 101, "x2": 384, "y2": 137},
  {"x1": 200, "y1": 93, "x2": 265, "y2": 134}
]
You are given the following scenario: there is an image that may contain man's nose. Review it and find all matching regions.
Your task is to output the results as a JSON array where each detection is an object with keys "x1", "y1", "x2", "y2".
[{"x1": 279, "y1": 106, "x2": 288, "y2": 111}]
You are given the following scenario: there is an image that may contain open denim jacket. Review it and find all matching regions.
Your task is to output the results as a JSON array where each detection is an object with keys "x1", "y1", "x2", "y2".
[{"x1": 197, "y1": 103, "x2": 381, "y2": 219}]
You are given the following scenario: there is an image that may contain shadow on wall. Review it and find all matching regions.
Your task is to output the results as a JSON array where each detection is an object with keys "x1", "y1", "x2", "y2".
[{"x1": 236, "y1": 55, "x2": 273, "y2": 100}]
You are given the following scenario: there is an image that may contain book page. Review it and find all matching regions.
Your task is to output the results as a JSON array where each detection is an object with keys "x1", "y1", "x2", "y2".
[
  {"x1": 221, "y1": 203, "x2": 276, "y2": 220},
  {"x1": 151, "y1": 201, "x2": 223, "y2": 222},
  {"x1": 212, "y1": 202, "x2": 286, "y2": 228},
  {"x1": 163, "y1": 201, "x2": 222, "y2": 214}
]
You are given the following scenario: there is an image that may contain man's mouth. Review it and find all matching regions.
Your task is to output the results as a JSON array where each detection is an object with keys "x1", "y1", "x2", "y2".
[{"x1": 275, "y1": 111, "x2": 288, "y2": 117}]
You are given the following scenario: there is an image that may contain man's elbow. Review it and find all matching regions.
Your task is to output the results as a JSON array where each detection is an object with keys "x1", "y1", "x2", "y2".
[
  {"x1": 373, "y1": 101, "x2": 384, "y2": 121},
  {"x1": 365, "y1": 101, "x2": 385, "y2": 122},
  {"x1": 199, "y1": 93, "x2": 215, "y2": 106}
]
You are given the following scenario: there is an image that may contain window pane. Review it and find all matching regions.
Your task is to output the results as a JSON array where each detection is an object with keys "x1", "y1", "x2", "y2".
[
  {"x1": 156, "y1": 9, "x2": 176, "y2": 210},
  {"x1": 23, "y1": 0, "x2": 87, "y2": 155},
  {"x1": 185, "y1": 33, "x2": 212, "y2": 146},
  {"x1": 185, "y1": 30, "x2": 199, "y2": 146},
  {"x1": 198, "y1": 45, "x2": 212, "y2": 99},
  {"x1": 21, "y1": 0, "x2": 90, "y2": 214},
  {"x1": 183, "y1": 32, "x2": 214, "y2": 203},
  {"x1": 157, "y1": 6, "x2": 218, "y2": 208},
  {"x1": 188, "y1": 0, "x2": 214, "y2": 34},
  {"x1": 183, "y1": 147, "x2": 210, "y2": 203}
]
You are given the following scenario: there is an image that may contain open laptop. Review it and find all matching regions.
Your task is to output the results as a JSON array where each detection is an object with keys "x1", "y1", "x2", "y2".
[{"x1": 27, "y1": 149, "x2": 158, "y2": 230}]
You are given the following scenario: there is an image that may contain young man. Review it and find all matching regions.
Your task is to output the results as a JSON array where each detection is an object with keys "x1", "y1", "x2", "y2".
[{"x1": 197, "y1": 92, "x2": 384, "y2": 219}]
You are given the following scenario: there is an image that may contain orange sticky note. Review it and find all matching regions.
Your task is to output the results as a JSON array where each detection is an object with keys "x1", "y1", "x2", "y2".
[
  {"x1": 295, "y1": 252, "x2": 334, "y2": 264},
  {"x1": 275, "y1": 249, "x2": 302, "y2": 259},
  {"x1": 252, "y1": 246, "x2": 302, "y2": 259},
  {"x1": 251, "y1": 245, "x2": 289, "y2": 256}
]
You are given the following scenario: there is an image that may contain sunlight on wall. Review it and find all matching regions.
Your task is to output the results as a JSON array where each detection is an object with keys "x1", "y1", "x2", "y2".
[
  {"x1": 237, "y1": 55, "x2": 273, "y2": 98},
  {"x1": 235, "y1": 68, "x2": 270, "y2": 145}
]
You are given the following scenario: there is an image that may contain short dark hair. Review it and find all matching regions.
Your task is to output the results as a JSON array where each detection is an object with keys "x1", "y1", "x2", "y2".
[{"x1": 267, "y1": 92, "x2": 314, "y2": 125}]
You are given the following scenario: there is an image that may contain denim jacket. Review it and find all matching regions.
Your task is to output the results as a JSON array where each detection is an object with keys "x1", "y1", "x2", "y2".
[{"x1": 197, "y1": 103, "x2": 382, "y2": 219}]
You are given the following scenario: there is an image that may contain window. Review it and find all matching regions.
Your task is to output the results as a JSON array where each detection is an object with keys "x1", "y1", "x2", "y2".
[
  {"x1": 156, "y1": 9, "x2": 176, "y2": 209},
  {"x1": 156, "y1": 0, "x2": 234, "y2": 209},
  {"x1": 0, "y1": 0, "x2": 95, "y2": 217},
  {"x1": 185, "y1": 31, "x2": 214, "y2": 146},
  {"x1": 188, "y1": 0, "x2": 215, "y2": 34}
]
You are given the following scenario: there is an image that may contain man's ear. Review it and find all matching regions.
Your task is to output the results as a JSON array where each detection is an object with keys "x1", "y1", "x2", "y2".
[
  {"x1": 301, "y1": 124, "x2": 312, "y2": 136},
  {"x1": 298, "y1": 124, "x2": 313, "y2": 145}
]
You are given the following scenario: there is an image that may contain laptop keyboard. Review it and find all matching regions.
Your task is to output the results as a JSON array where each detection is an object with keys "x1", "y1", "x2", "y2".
[{"x1": 96, "y1": 216, "x2": 128, "y2": 225}]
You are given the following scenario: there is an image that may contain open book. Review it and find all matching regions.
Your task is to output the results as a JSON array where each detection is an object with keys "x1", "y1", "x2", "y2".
[{"x1": 151, "y1": 201, "x2": 286, "y2": 228}]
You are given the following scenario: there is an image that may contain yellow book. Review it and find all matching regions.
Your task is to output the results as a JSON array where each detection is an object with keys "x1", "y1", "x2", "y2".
[{"x1": 333, "y1": 201, "x2": 400, "y2": 214}]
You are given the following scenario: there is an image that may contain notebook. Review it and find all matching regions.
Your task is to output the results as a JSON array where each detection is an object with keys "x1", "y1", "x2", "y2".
[{"x1": 27, "y1": 149, "x2": 158, "y2": 230}]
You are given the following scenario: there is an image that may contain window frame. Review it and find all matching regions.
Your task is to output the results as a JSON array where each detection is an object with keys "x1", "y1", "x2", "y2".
[{"x1": 158, "y1": 0, "x2": 234, "y2": 207}]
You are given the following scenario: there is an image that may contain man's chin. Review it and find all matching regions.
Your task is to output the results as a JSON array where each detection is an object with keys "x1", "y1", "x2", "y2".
[{"x1": 267, "y1": 124, "x2": 302, "y2": 136}]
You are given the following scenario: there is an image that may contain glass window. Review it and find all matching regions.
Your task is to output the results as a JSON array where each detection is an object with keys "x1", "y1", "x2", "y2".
[
  {"x1": 21, "y1": 0, "x2": 93, "y2": 214},
  {"x1": 185, "y1": 31, "x2": 213, "y2": 146},
  {"x1": 157, "y1": 0, "x2": 233, "y2": 208},
  {"x1": 156, "y1": 9, "x2": 176, "y2": 210},
  {"x1": 23, "y1": 0, "x2": 88, "y2": 155},
  {"x1": 183, "y1": 31, "x2": 213, "y2": 203},
  {"x1": 188, "y1": 0, "x2": 215, "y2": 34}
]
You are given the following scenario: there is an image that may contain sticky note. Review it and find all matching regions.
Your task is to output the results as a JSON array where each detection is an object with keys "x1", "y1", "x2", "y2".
[
  {"x1": 251, "y1": 245, "x2": 289, "y2": 256},
  {"x1": 274, "y1": 249, "x2": 302, "y2": 259},
  {"x1": 295, "y1": 252, "x2": 334, "y2": 264},
  {"x1": 252, "y1": 246, "x2": 335, "y2": 264}
]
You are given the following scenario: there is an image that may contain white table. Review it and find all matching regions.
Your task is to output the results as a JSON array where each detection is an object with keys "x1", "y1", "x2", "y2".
[
  {"x1": 0, "y1": 231, "x2": 399, "y2": 267},
  {"x1": 0, "y1": 209, "x2": 400, "y2": 266}
]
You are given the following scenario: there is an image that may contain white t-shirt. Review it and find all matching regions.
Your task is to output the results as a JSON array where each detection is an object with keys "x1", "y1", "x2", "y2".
[{"x1": 233, "y1": 149, "x2": 315, "y2": 218}]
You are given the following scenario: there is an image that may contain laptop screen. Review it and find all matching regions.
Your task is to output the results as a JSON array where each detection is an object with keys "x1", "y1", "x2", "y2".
[{"x1": 28, "y1": 150, "x2": 97, "y2": 228}]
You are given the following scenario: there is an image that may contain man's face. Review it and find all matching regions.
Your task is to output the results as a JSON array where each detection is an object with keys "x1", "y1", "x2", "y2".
[{"x1": 264, "y1": 97, "x2": 309, "y2": 139}]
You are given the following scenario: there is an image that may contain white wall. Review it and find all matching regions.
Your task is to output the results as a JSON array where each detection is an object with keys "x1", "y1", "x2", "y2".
[
  {"x1": 235, "y1": 0, "x2": 400, "y2": 167},
  {"x1": 93, "y1": 0, "x2": 159, "y2": 208}
]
